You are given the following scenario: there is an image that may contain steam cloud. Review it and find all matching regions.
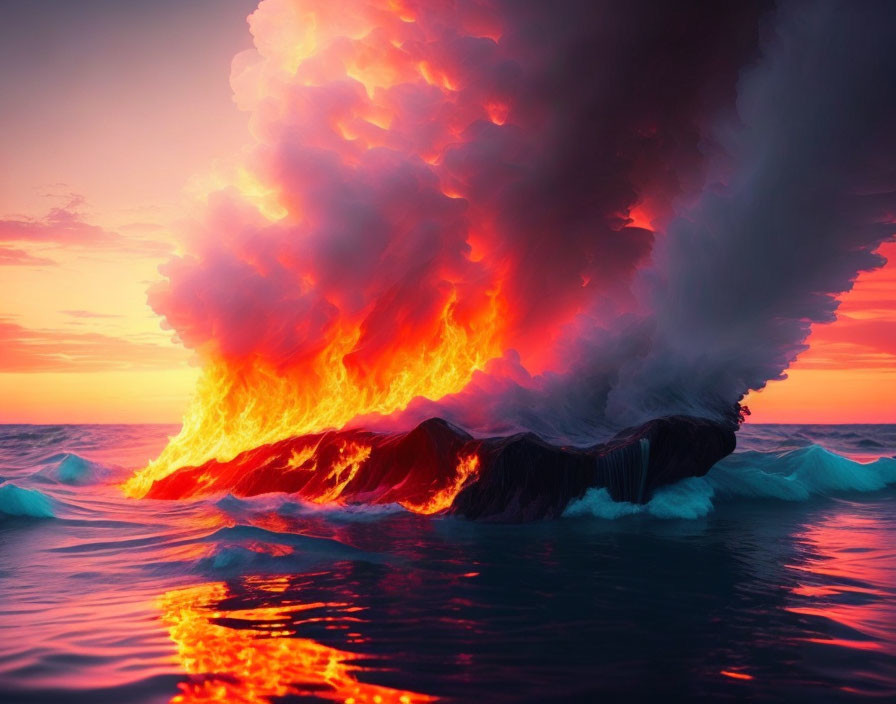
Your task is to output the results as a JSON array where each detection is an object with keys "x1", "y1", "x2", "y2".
[{"x1": 151, "y1": 0, "x2": 896, "y2": 451}]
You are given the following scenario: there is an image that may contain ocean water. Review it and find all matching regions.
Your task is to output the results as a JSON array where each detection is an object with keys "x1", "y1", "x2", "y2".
[{"x1": 1, "y1": 424, "x2": 895, "y2": 703}]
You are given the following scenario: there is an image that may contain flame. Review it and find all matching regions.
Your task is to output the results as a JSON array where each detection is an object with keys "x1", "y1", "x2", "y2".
[
  {"x1": 161, "y1": 581, "x2": 435, "y2": 703},
  {"x1": 126, "y1": 293, "x2": 499, "y2": 496},
  {"x1": 400, "y1": 454, "x2": 479, "y2": 515}
]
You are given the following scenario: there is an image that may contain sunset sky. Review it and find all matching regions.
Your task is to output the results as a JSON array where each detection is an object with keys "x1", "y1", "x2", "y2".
[{"x1": 1, "y1": 0, "x2": 894, "y2": 425}]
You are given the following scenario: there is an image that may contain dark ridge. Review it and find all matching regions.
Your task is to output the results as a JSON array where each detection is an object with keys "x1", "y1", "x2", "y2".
[{"x1": 146, "y1": 415, "x2": 735, "y2": 522}]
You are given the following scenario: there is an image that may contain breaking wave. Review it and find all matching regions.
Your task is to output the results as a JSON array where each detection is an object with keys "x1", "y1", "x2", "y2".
[
  {"x1": 0, "y1": 483, "x2": 56, "y2": 520},
  {"x1": 34, "y1": 452, "x2": 113, "y2": 485},
  {"x1": 566, "y1": 444, "x2": 896, "y2": 520}
]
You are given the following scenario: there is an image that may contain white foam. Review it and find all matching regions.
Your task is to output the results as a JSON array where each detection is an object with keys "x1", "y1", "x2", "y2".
[{"x1": 565, "y1": 445, "x2": 896, "y2": 520}]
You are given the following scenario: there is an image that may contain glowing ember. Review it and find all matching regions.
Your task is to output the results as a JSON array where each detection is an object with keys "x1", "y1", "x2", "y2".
[{"x1": 314, "y1": 441, "x2": 372, "y2": 503}]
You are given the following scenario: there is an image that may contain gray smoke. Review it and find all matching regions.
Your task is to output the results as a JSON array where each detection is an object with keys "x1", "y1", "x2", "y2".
[{"x1": 388, "y1": 0, "x2": 896, "y2": 441}]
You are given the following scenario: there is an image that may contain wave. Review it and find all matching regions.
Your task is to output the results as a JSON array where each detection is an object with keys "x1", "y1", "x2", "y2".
[
  {"x1": 190, "y1": 524, "x2": 385, "y2": 575},
  {"x1": 213, "y1": 492, "x2": 406, "y2": 521},
  {"x1": 0, "y1": 483, "x2": 55, "y2": 520},
  {"x1": 33, "y1": 453, "x2": 113, "y2": 486},
  {"x1": 565, "y1": 444, "x2": 896, "y2": 520}
]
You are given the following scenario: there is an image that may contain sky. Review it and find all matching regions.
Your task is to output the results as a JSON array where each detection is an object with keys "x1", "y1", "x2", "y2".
[
  {"x1": 1, "y1": 0, "x2": 894, "y2": 425},
  {"x1": 0, "y1": 0, "x2": 257, "y2": 422}
]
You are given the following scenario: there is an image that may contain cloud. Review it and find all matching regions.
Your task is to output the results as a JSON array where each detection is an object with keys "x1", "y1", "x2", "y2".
[
  {"x1": 798, "y1": 318, "x2": 896, "y2": 370},
  {"x1": 0, "y1": 318, "x2": 189, "y2": 373},
  {"x1": 0, "y1": 246, "x2": 56, "y2": 267},
  {"x1": 0, "y1": 195, "x2": 116, "y2": 245},
  {"x1": 60, "y1": 309, "x2": 122, "y2": 319},
  {"x1": 0, "y1": 194, "x2": 172, "y2": 257},
  {"x1": 147, "y1": 0, "x2": 896, "y2": 462}
]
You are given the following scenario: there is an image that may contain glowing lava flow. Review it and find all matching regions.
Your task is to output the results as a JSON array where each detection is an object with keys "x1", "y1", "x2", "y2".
[
  {"x1": 161, "y1": 581, "x2": 436, "y2": 704},
  {"x1": 142, "y1": 417, "x2": 484, "y2": 515},
  {"x1": 314, "y1": 442, "x2": 372, "y2": 503},
  {"x1": 400, "y1": 454, "x2": 480, "y2": 515}
]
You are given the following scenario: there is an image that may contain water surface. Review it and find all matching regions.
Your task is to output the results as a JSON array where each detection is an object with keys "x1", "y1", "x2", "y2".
[{"x1": 1, "y1": 424, "x2": 895, "y2": 702}]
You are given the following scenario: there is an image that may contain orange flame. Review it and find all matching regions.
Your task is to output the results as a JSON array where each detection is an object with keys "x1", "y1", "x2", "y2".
[
  {"x1": 126, "y1": 294, "x2": 500, "y2": 497},
  {"x1": 161, "y1": 581, "x2": 436, "y2": 704}
]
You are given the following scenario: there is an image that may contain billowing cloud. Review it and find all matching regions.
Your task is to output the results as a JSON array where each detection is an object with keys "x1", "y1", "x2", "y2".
[{"x1": 141, "y1": 0, "x2": 896, "y2": 479}]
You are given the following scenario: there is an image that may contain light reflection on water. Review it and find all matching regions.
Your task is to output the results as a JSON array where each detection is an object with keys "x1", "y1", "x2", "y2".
[
  {"x1": 783, "y1": 504, "x2": 896, "y2": 698},
  {"x1": 160, "y1": 580, "x2": 434, "y2": 704},
  {"x1": 1, "y1": 424, "x2": 895, "y2": 703}
]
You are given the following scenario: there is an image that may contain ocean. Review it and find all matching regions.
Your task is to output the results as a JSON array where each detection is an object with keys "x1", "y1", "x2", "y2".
[{"x1": 1, "y1": 423, "x2": 894, "y2": 703}]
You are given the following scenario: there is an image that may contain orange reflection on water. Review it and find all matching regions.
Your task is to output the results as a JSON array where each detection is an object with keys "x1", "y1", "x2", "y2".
[
  {"x1": 785, "y1": 507, "x2": 896, "y2": 656},
  {"x1": 160, "y1": 582, "x2": 436, "y2": 704}
]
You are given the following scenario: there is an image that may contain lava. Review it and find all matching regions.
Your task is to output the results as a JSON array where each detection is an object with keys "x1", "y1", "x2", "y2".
[{"x1": 399, "y1": 454, "x2": 480, "y2": 515}]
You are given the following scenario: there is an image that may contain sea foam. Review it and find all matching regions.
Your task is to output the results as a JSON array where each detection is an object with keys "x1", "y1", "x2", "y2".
[
  {"x1": 35, "y1": 453, "x2": 111, "y2": 485},
  {"x1": 565, "y1": 444, "x2": 896, "y2": 520},
  {"x1": 0, "y1": 483, "x2": 55, "y2": 519}
]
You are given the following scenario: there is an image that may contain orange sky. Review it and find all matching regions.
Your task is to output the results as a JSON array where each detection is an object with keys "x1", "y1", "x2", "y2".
[
  {"x1": 0, "y1": 1, "x2": 893, "y2": 425},
  {"x1": 743, "y1": 241, "x2": 896, "y2": 424}
]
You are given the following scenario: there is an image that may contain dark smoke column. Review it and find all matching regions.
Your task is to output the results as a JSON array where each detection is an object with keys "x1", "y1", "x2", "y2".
[{"x1": 609, "y1": 0, "x2": 896, "y2": 425}]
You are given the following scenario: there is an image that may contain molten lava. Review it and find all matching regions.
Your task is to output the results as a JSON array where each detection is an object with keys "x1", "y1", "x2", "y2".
[
  {"x1": 399, "y1": 454, "x2": 480, "y2": 515},
  {"x1": 145, "y1": 418, "x2": 480, "y2": 513},
  {"x1": 125, "y1": 290, "x2": 501, "y2": 498}
]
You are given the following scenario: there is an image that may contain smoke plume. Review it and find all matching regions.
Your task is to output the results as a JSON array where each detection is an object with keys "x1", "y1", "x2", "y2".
[{"x1": 139, "y1": 0, "x2": 896, "y2": 484}]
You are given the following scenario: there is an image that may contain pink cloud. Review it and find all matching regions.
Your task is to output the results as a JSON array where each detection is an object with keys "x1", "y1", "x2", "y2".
[
  {"x1": 0, "y1": 246, "x2": 55, "y2": 266},
  {"x1": 0, "y1": 194, "x2": 171, "y2": 256},
  {"x1": 0, "y1": 318, "x2": 188, "y2": 372}
]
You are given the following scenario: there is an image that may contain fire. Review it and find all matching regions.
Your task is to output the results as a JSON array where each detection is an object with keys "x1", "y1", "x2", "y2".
[
  {"x1": 124, "y1": 0, "x2": 518, "y2": 496},
  {"x1": 314, "y1": 442, "x2": 372, "y2": 503},
  {"x1": 126, "y1": 291, "x2": 500, "y2": 496},
  {"x1": 400, "y1": 454, "x2": 480, "y2": 515},
  {"x1": 161, "y1": 581, "x2": 435, "y2": 703}
]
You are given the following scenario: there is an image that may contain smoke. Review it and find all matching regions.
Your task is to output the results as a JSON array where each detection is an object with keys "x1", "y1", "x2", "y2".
[
  {"x1": 149, "y1": 0, "x2": 896, "y2": 460},
  {"x1": 408, "y1": 0, "x2": 896, "y2": 440}
]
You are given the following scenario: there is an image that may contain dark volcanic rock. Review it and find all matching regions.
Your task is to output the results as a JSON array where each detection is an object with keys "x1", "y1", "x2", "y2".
[
  {"x1": 449, "y1": 416, "x2": 736, "y2": 521},
  {"x1": 146, "y1": 415, "x2": 736, "y2": 522}
]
